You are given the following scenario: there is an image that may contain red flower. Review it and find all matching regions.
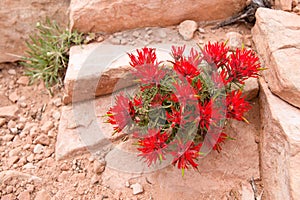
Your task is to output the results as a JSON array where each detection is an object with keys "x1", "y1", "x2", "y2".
[
  {"x1": 128, "y1": 47, "x2": 157, "y2": 68},
  {"x1": 211, "y1": 69, "x2": 230, "y2": 88},
  {"x1": 132, "y1": 63, "x2": 166, "y2": 84},
  {"x1": 132, "y1": 96, "x2": 143, "y2": 107},
  {"x1": 212, "y1": 132, "x2": 228, "y2": 152},
  {"x1": 173, "y1": 82, "x2": 198, "y2": 108},
  {"x1": 168, "y1": 93, "x2": 179, "y2": 103},
  {"x1": 151, "y1": 93, "x2": 168, "y2": 107},
  {"x1": 188, "y1": 47, "x2": 202, "y2": 67},
  {"x1": 226, "y1": 90, "x2": 251, "y2": 122},
  {"x1": 137, "y1": 129, "x2": 168, "y2": 166},
  {"x1": 166, "y1": 108, "x2": 182, "y2": 128},
  {"x1": 227, "y1": 48, "x2": 261, "y2": 84},
  {"x1": 106, "y1": 94, "x2": 132, "y2": 133},
  {"x1": 171, "y1": 141, "x2": 202, "y2": 171},
  {"x1": 171, "y1": 45, "x2": 186, "y2": 61},
  {"x1": 199, "y1": 100, "x2": 213, "y2": 130},
  {"x1": 173, "y1": 59, "x2": 200, "y2": 80},
  {"x1": 192, "y1": 78, "x2": 202, "y2": 94},
  {"x1": 202, "y1": 42, "x2": 229, "y2": 68}
]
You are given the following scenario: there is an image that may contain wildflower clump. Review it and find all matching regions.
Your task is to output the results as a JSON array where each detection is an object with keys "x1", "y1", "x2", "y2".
[{"x1": 105, "y1": 42, "x2": 262, "y2": 173}]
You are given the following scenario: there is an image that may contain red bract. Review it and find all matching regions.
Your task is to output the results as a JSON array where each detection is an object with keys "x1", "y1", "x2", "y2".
[
  {"x1": 171, "y1": 141, "x2": 201, "y2": 170},
  {"x1": 227, "y1": 48, "x2": 261, "y2": 84},
  {"x1": 212, "y1": 132, "x2": 228, "y2": 152},
  {"x1": 226, "y1": 90, "x2": 251, "y2": 122},
  {"x1": 151, "y1": 93, "x2": 167, "y2": 107},
  {"x1": 212, "y1": 69, "x2": 230, "y2": 87},
  {"x1": 132, "y1": 63, "x2": 166, "y2": 84},
  {"x1": 192, "y1": 79, "x2": 202, "y2": 94},
  {"x1": 171, "y1": 45, "x2": 186, "y2": 60},
  {"x1": 166, "y1": 108, "x2": 182, "y2": 128},
  {"x1": 137, "y1": 129, "x2": 168, "y2": 166},
  {"x1": 174, "y1": 59, "x2": 200, "y2": 80},
  {"x1": 132, "y1": 96, "x2": 143, "y2": 107},
  {"x1": 106, "y1": 94, "x2": 132, "y2": 133},
  {"x1": 173, "y1": 82, "x2": 198, "y2": 107},
  {"x1": 199, "y1": 100, "x2": 213, "y2": 130},
  {"x1": 128, "y1": 47, "x2": 157, "y2": 67},
  {"x1": 202, "y1": 42, "x2": 229, "y2": 68},
  {"x1": 188, "y1": 48, "x2": 202, "y2": 67}
]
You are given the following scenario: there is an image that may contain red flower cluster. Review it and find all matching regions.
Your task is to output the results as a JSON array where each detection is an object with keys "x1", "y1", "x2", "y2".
[
  {"x1": 106, "y1": 94, "x2": 133, "y2": 133},
  {"x1": 136, "y1": 129, "x2": 168, "y2": 166},
  {"x1": 105, "y1": 43, "x2": 262, "y2": 173}
]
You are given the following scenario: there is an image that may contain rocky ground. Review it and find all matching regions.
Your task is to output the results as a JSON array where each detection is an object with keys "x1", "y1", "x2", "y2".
[{"x1": 1, "y1": 22, "x2": 258, "y2": 200}]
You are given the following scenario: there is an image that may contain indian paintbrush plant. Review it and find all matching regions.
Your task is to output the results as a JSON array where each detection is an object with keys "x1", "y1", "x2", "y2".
[{"x1": 105, "y1": 42, "x2": 263, "y2": 175}]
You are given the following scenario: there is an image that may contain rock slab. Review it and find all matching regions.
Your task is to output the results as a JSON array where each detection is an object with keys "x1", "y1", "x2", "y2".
[
  {"x1": 70, "y1": 0, "x2": 247, "y2": 33},
  {"x1": 64, "y1": 43, "x2": 173, "y2": 104},
  {"x1": 65, "y1": 42, "x2": 258, "y2": 105},
  {"x1": 252, "y1": 8, "x2": 300, "y2": 108},
  {"x1": 259, "y1": 78, "x2": 300, "y2": 200},
  {"x1": 275, "y1": 0, "x2": 293, "y2": 10},
  {"x1": 55, "y1": 95, "x2": 115, "y2": 160},
  {"x1": 0, "y1": 0, "x2": 69, "y2": 62}
]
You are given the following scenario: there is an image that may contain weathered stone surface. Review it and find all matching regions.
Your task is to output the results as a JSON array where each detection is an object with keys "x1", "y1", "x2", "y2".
[
  {"x1": 55, "y1": 95, "x2": 115, "y2": 160},
  {"x1": 8, "y1": 91, "x2": 18, "y2": 103},
  {"x1": 252, "y1": 8, "x2": 300, "y2": 108},
  {"x1": 241, "y1": 184, "x2": 255, "y2": 200},
  {"x1": 0, "y1": 105, "x2": 19, "y2": 119},
  {"x1": 18, "y1": 191, "x2": 31, "y2": 200},
  {"x1": 226, "y1": 32, "x2": 243, "y2": 50},
  {"x1": 56, "y1": 105, "x2": 87, "y2": 160},
  {"x1": 259, "y1": 78, "x2": 300, "y2": 200},
  {"x1": 70, "y1": 0, "x2": 247, "y2": 33},
  {"x1": 0, "y1": 0, "x2": 69, "y2": 63},
  {"x1": 41, "y1": 121, "x2": 54, "y2": 133},
  {"x1": 35, "y1": 190, "x2": 51, "y2": 200},
  {"x1": 275, "y1": 0, "x2": 293, "y2": 10},
  {"x1": 64, "y1": 44, "x2": 172, "y2": 104},
  {"x1": 0, "y1": 93, "x2": 10, "y2": 107},
  {"x1": 0, "y1": 170, "x2": 41, "y2": 184},
  {"x1": 17, "y1": 76, "x2": 30, "y2": 86},
  {"x1": 233, "y1": 77, "x2": 259, "y2": 101},
  {"x1": 1, "y1": 194, "x2": 13, "y2": 200},
  {"x1": 34, "y1": 134, "x2": 50, "y2": 146},
  {"x1": 0, "y1": 118, "x2": 5, "y2": 127},
  {"x1": 243, "y1": 78, "x2": 259, "y2": 101}
]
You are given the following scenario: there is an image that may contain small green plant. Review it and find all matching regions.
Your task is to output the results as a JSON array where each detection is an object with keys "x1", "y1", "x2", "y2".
[{"x1": 22, "y1": 18, "x2": 84, "y2": 88}]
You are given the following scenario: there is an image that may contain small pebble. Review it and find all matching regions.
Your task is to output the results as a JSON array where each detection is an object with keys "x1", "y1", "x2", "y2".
[
  {"x1": 178, "y1": 20, "x2": 198, "y2": 41},
  {"x1": 110, "y1": 37, "x2": 121, "y2": 45},
  {"x1": 198, "y1": 27, "x2": 205, "y2": 34},
  {"x1": 8, "y1": 69, "x2": 16, "y2": 75},
  {"x1": 130, "y1": 183, "x2": 144, "y2": 195},
  {"x1": 158, "y1": 29, "x2": 167, "y2": 38},
  {"x1": 33, "y1": 144, "x2": 44, "y2": 154},
  {"x1": 125, "y1": 181, "x2": 130, "y2": 188},
  {"x1": 52, "y1": 111, "x2": 61, "y2": 120},
  {"x1": 53, "y1": 98, "x2": 62, "y2": 107},
  {"x1": 132, "y1": 31, "x2": 140, "y2": 38}
]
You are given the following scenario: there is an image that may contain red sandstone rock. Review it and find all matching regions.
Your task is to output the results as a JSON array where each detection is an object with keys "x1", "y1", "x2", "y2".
[
  {"x1": 259, "y1": 78, "x2": 300, "y2": 200},
  {"x1": 252, "y1": 8, "x2": 300, "y2": 108},
  {"x1": 70, "y1": 0, "x2": 247, "y2": 33}
]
